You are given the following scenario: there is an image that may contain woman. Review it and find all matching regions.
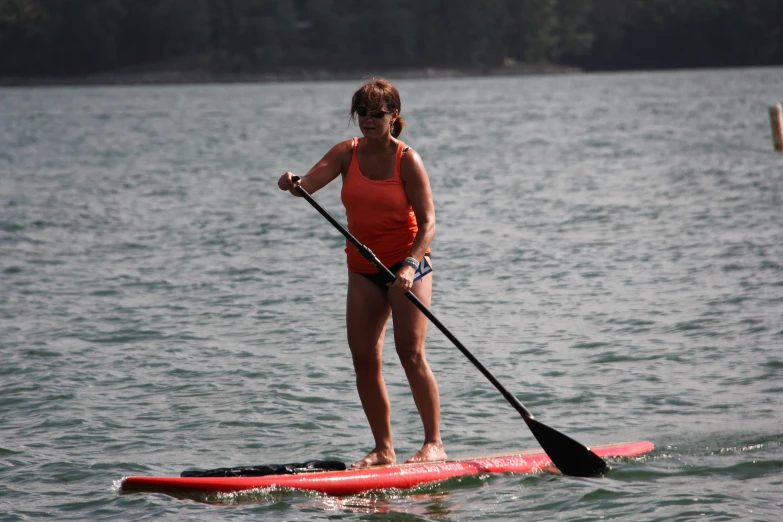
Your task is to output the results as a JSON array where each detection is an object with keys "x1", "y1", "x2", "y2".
[{"x1": 277, "y1": 78, "x2": 446, "y2": 468}]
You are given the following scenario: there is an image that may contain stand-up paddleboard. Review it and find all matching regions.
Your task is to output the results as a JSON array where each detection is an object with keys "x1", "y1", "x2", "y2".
[{"x1": 120, "y1": 440, "x2": 653, "y2": 497}]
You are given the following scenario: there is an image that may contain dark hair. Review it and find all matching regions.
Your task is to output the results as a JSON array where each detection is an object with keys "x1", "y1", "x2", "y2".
[{"x1": 350, "y1": 77, "x2": 407, "y2": 138}]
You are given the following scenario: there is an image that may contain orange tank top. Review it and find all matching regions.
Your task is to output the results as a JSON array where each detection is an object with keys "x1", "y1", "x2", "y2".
[{"x1": 341, "y1": 137, "x2": 425, "y2": 273}]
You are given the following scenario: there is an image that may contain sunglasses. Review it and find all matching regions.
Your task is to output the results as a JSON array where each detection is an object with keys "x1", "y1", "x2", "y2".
[{"x1": 356, "y1": 107, "x2": 392, "y2": 118}]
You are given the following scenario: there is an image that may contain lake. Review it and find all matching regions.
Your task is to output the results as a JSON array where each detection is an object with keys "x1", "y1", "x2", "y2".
[{"x1": 1, "y1": 66, "x2": 781, "y2": 520}]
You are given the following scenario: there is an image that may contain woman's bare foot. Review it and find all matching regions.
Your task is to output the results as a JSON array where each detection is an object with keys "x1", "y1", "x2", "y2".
[
  {"x1": 405, "y1": 442, "x2": 447, "y2": 464},
  {"x1": 351, "y1": 448, "x2": 396, "y2": 468}
]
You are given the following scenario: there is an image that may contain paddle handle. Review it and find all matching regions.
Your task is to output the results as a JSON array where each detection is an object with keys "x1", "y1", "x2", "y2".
[{"x1": 293, "y1": 182, "x2": 535, "y2": 421}]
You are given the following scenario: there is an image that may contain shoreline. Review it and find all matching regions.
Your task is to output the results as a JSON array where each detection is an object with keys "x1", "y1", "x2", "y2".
[{"x1": 0, "y1": 63, "x2": 581, "y2": 87}]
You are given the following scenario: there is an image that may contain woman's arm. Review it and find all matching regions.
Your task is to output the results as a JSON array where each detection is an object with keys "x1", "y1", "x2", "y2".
[
  {"x1": 400, "y1": 148, "x2": 436, "y2": 263},
  {"x1": 278, "y1": 139, "x2": 353, "y2": 196}
]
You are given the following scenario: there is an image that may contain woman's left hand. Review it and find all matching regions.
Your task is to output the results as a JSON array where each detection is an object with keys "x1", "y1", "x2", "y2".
[{"x1": 389, "y1": 264, "x2": 416, "y2": 293}]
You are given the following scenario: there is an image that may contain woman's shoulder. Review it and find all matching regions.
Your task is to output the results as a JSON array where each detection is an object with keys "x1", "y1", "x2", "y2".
[
  {"x1": 334, "y1": 137, "x2": 357, "y2": 150},
  {"x1": 399, "y1": 144, "x2": 426, "y2": 179},
  {"x1": 325, "y1": 138, "x2": 356, "y2": 160},
  {"x1": 399, "y1": 143, "x2": 422, "y2": 164}
]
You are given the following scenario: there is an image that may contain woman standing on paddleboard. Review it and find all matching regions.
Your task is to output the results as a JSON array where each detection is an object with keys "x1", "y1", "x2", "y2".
[{"x1": 278, "y1": 78, "x2": 446, "y2": 468}]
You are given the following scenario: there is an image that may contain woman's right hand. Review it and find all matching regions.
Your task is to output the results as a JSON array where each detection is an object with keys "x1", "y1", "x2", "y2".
[{"x1": 278, "y1": 172, "x2": 301, "y2": 195}]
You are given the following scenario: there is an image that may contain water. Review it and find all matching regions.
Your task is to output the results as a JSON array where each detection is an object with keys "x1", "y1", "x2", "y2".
[{"x1": 1, "y1": 67, "x2": 782, "y2": 520}]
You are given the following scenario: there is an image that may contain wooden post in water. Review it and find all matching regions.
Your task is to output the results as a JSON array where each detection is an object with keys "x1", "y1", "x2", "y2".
[{"x1": 770, "y1": 104, "x2": 783, "y2": 152}]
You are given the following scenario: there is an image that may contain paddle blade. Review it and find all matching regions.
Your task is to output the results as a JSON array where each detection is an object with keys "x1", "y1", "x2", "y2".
[{"x1": 524, "y1": 417, "x2": 609, "y2": 477}]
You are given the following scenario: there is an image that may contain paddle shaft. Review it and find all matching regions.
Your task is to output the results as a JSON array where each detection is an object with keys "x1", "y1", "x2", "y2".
[{"x1": 294, "y1": 184, "x2": 535, "y2": 420}]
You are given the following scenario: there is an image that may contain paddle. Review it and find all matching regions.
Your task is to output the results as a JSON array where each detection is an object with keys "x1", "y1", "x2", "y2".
[{"x1": 290, "y1": 178, "x2": 609, "y2": 477}]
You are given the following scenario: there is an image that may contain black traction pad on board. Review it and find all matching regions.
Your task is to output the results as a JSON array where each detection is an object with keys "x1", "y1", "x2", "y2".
[{"x1": 181, "y1": 459, "x2": 346, "y2": 478}]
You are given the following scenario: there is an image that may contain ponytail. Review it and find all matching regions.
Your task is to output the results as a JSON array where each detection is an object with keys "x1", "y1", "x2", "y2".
[{"x1": 391, "y1": 116, "x2": 406, "y2": 138}]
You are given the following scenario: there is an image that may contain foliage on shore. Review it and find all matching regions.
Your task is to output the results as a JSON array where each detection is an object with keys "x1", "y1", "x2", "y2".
[{"x1": 1, "y1": 0, "x2": 781, "y2": 80}]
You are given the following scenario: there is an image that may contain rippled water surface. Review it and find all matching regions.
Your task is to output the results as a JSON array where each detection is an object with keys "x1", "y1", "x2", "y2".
[{"x1": 1, "y1": 67, "x2": 782, "y2": 521}]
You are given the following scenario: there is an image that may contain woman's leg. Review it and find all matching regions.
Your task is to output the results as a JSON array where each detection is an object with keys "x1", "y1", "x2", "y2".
[
  {"x1": 346, "y1": 270, "x2": 395, "y2": 468},
  {"x1": 388, "y1": 272, "x2": 447, "y2": 463}
]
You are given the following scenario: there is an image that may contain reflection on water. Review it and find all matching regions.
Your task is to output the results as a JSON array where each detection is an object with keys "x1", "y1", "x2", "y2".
[{"x1": 318, "y1": 490, "x2": 454, "y2": 518}]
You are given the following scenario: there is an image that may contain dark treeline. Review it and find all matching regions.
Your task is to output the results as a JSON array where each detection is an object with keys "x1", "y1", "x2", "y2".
[{"x1": 1, "y1": 0, "x2": 782, "y2": 78}]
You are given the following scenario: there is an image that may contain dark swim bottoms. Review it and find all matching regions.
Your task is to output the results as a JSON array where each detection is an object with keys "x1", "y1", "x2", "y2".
[{"x1": 359, "y1": 254, "x2": 432, "y2": 290}]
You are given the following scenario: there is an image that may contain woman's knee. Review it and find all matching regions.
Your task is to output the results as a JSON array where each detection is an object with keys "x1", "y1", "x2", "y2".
[
  {"x1": 351, "y1": 348, "x2": 383, "y2": 375},
  {"x1": 396, "y1": 346, "x2": 427, "y2": 373}
]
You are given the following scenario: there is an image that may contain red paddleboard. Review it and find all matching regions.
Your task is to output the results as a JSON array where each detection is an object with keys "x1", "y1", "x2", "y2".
[{"x1": 120, "y1": 440, "x2": 653, "y2": 497}]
